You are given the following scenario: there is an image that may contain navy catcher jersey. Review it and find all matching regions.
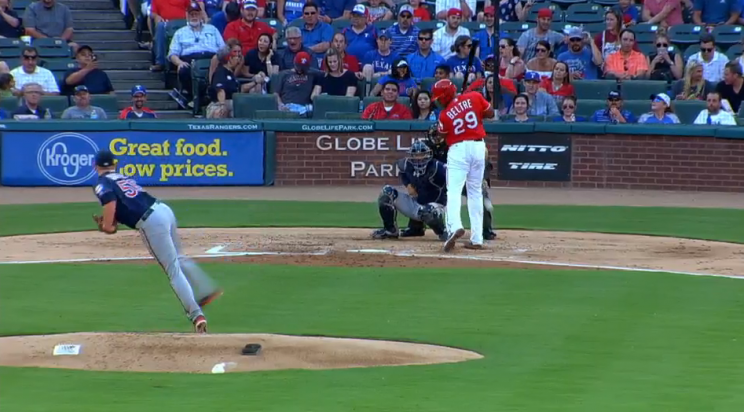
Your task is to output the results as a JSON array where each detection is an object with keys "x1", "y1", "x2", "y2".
[
  {"x1": 398, "y1": 159, "x2": 447, "y2": 205},
  {"x1": 94, "y1": 172, "x2": 157, "y2": 229}
]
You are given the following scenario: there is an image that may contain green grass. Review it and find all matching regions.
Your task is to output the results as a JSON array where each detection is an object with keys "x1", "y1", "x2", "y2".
[
  {"x1": 2, "y1": 200, "x2": 744, "y2": 411},
  {"x1": 1, "y1": 200, "x2": 744, "y2": 242},
  {"x1": 2, "y1": 263, "x2": 744, "y2": 411}
]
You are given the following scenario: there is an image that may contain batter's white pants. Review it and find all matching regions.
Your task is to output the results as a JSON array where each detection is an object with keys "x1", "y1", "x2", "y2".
[{"x1": 446, "y1": 140, "x2": 486, "y2": 245}]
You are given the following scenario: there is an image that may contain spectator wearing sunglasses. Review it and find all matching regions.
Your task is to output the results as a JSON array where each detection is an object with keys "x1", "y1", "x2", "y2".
[
  {"x1": 525, "y1": 40, "x2": 555, "y2": 80},
  {"x1": 10, "y1": 46, "x2": 59, "y2": 95},
  {"x1": 686, "y1": 34, "x2": 729, "y2": 84},
  {"x1": 299, "y1": 2, "x2": 334, "y2": 67},
  {"x1": 590, "y1": 91, "x2": 636, "y2": 123},
  {"x1": 552, "y1": 96, "x2": 585, "y2": 122},
  {"x1": 648, "y1": 33, "x2": 683, "y2": 81},
  {"x1": 407, "y1": 29, "x2": 445, "y2": 82},
  {"x1": 387, "y1": 5, "x2": 420, "y2": 58},
  {"x1": 638, "y1": 93, "x2": 681, "y2": 124},
  {"x1": 447, "y1": 35, "x2": 483, "y2": 81},
  {"x1": 557, "y1": 27, "x2": 602, "y2": 81},
  {"x1": 604, "y1": 29, "x2": 649, "y2": 80}
]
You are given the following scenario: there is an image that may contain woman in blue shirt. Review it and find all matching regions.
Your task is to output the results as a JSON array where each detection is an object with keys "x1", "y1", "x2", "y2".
[
  {"x1": 371, "y1": 58, "x2": 418, "y2": 97},
  {"x1": 446, "y1": 35, "x2": 483, "y2": 80},
  {"x1": 552, "y1": 96, "x2": 587, "y2": 122},
  {"x1": 637, "y1": 93, "x2": 680, "y2": 124}
]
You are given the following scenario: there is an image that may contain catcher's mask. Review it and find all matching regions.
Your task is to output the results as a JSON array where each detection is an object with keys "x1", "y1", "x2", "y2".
[{"x1": 408, "y1": 140, "x2": 432, "y2": 176}]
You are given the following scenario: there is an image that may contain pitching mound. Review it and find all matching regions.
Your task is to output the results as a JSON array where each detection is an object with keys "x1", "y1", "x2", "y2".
[
  {"x1": 2, "y1": 228, "x2": 744, "y2": 276},
  {"x1": 0, "y1": 333, "x2": 482, "y2": 374}
]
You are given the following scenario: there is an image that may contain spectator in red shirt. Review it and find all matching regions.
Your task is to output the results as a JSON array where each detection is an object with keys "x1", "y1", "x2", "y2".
[
  {"x1": 321, "y1": 32, "x2": 360, "y2": 73},
  {"x1": 119, "y1": 85, "x2": 158, "y2": 119},
  {"x1": 409, "y1": 0, "x2": 431, "y2": 22},
  {"x1": 538, "y1": 61, "x2": 574, "y2": 107},
  {"x1": 222, "y1": 0, "x2": 275, "y2": 51},
  {"x1": 151, "y1": 0, "x2": 206, "y2": 71},
  {"x1": 362, "y1": 81, "x2": 413, "y2": 120}
]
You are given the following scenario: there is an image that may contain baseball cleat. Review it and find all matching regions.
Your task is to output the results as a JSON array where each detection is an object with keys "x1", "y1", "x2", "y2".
[
  {"x1": 464, "y1": 242, "x2": 484, "y2": 250},
  {"x1": 483, "y1": 231, "x2": 497, "y2": 241},
  {"x1": 371, "y1": 228, "x2": 399, "y2": 239},
  {"x1": 443, "y1": 228, "x2": 465, "y2": 253},
  {"x1": 399, "y1": 228, "x2": 425, "y2": 237},
  {"x1": 194, "y1": 315, "x2": 208, "y2": 334},
  {"x1": 198, "y1": 289, "x2": 223, "y2": 308}
]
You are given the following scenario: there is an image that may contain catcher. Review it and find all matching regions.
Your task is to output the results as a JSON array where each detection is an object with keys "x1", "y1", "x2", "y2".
[
  {"x1": 91, "y1": 149, "x2": 222, "y2": 333},
  {"x1": 371, "y1": 140, "x2": 448, "y2": 240},
  {"x1": 397, "y1": 123, "x2": 497, "y2": 240}
]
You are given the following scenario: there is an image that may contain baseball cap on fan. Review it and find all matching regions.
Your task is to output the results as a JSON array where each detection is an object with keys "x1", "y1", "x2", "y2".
[
  {"x1": 131, "y1": 85, "x2": 147, "y2": 96},
  {"x1": 651, "y1": 92, "x2": 671, "y2": 106},
  {"x1": 187, "y1": 1, "x2": 201, "y2": 12},
  {"x1": 351, "y1": 4, "x2": 367, "y2": 15},
  {"x1": 565, "y1": 26, "x2": 584, "y2": 40},
  {"x1": 242, "y1": 0, "x2": 258, "y2": 9},
  {"x1": 447, "y1": 8, "x2": 462, "y2": 17},
  {"x1": 294, "y1": 51, "x2": 311, "y2": 69},
  {"x1": 537, "y1": 8, "x2": 553, "y2": 19},
  {"x1": 398, "y1": 4, "x2": 414, "y2": 16},
  {"x1": 94, "y1": 150, "x2": 116, "y2": 168}
]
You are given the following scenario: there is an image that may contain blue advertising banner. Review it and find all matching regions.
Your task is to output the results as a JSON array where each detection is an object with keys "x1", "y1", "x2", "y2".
[{"x1": 1, "y1": 130, "x2": 264, "y2": 186}]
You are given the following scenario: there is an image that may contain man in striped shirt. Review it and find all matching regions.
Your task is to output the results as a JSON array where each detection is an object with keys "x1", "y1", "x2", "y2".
[{"x1": 387, "y1": 5, "x2": 419, "y2": 59}]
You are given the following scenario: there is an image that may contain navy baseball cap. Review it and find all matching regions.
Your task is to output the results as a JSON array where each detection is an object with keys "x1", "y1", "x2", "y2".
[
  {"x1": 131, "y1": 85, "x2": 147, "y2": 96},
  {"x1": 608, "y1": 90, "x2": 621, "y2": 100},
  {"x1": 74, "y1": 85, "x2": 89, "y2": 94},
  {"x1": 94, "y1": 150, "x2": 116, "y2": 167}
]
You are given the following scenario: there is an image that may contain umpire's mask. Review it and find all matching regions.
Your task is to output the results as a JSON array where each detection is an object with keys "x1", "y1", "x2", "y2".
[{"x1": 408, "y1": 140, "x2": 432, "y2": 176}]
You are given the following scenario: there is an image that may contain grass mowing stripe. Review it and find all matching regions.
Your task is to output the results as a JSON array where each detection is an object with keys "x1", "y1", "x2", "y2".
[{"x1": 1, "y1": 201, "x2": 744, "y2": 243}]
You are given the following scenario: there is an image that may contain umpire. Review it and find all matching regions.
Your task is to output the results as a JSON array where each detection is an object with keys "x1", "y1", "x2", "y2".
[{"x1": 399, "y1": 124, "x2": 497, "y2": 240}]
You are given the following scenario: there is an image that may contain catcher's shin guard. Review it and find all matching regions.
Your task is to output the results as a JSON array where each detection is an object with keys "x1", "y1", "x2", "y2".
[
  {"x1": 400, "y1": 219, "x2": 426, "y2": 237},
  {"x1": 419, "y1": 203, "x2": 446, "y2": 236},
  {"x1": 378, "y1": 185, "x2": 399, "y2": 232}
]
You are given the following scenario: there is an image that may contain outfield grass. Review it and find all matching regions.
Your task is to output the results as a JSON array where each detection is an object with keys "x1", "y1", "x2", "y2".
[{"x1": 1, "y1": 201, "x2": 744, "y2": 411}]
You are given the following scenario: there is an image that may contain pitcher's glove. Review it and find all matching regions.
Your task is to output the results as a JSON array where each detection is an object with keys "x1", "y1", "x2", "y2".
[{"x1": 93, "y1": 214, "x2": 117, "y2": 234}]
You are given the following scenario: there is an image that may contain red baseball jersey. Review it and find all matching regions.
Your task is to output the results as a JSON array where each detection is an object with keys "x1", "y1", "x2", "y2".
[{"x1": 438, "y1": 91, "x2": 491, "y2": 146}]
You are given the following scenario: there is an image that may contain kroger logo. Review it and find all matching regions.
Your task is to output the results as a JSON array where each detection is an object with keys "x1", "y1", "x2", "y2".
[{"x1": 36, "y1": 132, "x2": 99, "y2": 185}]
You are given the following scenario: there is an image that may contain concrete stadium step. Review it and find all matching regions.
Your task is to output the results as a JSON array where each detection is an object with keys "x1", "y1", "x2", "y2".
[
  {"x1": 115, "y1": 90, "x2": 173, "y2": 101},
  {"x1": 96, "y1": 50, "x2": 151, "y2": 61},
  {"x1": 63, "y1": 0, "x2": 119, "y2": 10},
  {"x1": 76, "y1": 20, "x2": 127, "y2": 31},
  {"x1": 107, "y1": 70, "x2": 163, "y2": 81},
  {"x1": 71, "y1": 10, "x2": 123, "y2": 20},
  {"x1": 113, "y1": 79, "x2": 164, "y2": 90},
  {"x1": 75, "y1": 30, "x2": 136, "y2": 41},
  {"x1": 83, "y1": 40, "x2": 143, "y2": 51},
  {"x1": 97, "y1": 60, "x2": 152, "y2": 71},
  {"x1": 155, "y1": 110, "x2": 195, "y2": 119}
]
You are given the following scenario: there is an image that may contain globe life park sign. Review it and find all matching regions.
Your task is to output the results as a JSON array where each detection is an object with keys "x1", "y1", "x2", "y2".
[{"x1": 314, "y1": 134, "x2": 423, "y2": 178}]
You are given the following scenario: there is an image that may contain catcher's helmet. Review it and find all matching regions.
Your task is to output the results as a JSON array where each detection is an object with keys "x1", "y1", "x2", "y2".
[
  {"x1": 408, "y1": 140, "x2": 432, "y2": 176},
  {"x1": 431, "y1": 79, "x2": 457, "y2": 106}
]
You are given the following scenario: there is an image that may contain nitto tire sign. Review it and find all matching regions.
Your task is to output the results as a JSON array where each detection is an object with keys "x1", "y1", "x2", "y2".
[
  {"x1": 36, "y1": 132, "x2": 100, "y2": 185},
  {"x1": 497, "y1": 135, "x2": 571, "y2": 182}
]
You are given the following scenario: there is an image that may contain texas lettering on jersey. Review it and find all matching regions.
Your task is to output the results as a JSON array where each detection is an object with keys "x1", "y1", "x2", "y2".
[{"x1": 438, "y1": 91, "x2": 491, "y2": 146}]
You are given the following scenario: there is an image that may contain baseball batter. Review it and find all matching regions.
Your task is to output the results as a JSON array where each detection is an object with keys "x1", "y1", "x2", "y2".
[
  {"x1": 371, "y1": 140, "x2": 448, "y2": 240},
  {"x1": 432, "y1": 79, "x2": 495, "y2": 252},
  {"x1": 91, "y1": 150, "x2": 222, "y2": 333}
]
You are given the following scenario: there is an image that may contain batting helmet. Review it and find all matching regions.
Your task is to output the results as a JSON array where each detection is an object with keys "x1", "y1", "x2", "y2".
[{"x1": 431, "y1": 79, "x2": 457, "y2": 106}]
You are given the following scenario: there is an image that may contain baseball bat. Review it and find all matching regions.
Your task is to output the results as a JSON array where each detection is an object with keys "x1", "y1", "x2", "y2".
[{"x1": 460, "y1": 39, "x2": 480, "y2": 93}]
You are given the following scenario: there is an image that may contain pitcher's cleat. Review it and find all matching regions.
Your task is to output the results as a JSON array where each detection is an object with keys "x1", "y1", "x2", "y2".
[
  {"x1": 194, "y1": 315, "x2": 208, "y2": 334},
  {"x1": 198, "y1": 290, "x2": 223, "y2": 308}
]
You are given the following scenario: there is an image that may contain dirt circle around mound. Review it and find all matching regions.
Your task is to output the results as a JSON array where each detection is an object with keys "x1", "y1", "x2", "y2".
[
  {"x1": 2, "y1": 227, "x2": 744, "y2": 374},
  {"x1": 0, "y1": 333, "x2": 482, "y2": 374}
]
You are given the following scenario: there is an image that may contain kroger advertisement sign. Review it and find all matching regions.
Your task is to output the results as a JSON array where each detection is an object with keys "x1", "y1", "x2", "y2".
[{"x1": 1, "y1": 130, "x2": 265, "y2": 186}]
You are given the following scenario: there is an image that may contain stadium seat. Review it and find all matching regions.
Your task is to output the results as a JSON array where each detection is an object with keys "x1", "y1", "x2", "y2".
[
  {"x1": 42, "y1": 59, "x2": 76, "y2": 72},
  {"x1": 620, "y1": 81, "x2": 669, "y2": 100},
  {"x1": 0, "y1": 47, "x2": 21, "y2": 59},
  {"x1": 712, "y1": 25, "x2": 743, "y2": 46},
  {"x1": 325, "y1": 111, "x2": 362, "y2": 120},
  {"x1": 41, "y1": 95, "x2": 72, "y2": 113},
  {"x1": 363, "y1": 95, "x2": 410, "y2": 110},
  {"x1": 233, "y1": 93, "x2": 278, "y2": 118},
  {"x1": 255, "y1": 109, "x2": 301, "y2": 119},
  {"x1": 332, "y1": 19, "x2": 350, "y2": 31},
  {"x1": 38, "y1": 46, "x2": 71, "y2": 58},
  {"x1": 668, "y1": 24, "x2": 705, "y2": 45},
  {"x1": 0, "y1": 97, "x2": 18, "y2": 112},
  {"x1": 463, "y1": 21, "x2": 487, "y2": 32},
  {"x1": 592, "y1": 0, "x2": 619, "y2": 5},
  {"x1": 551, "y1": 0, "x2": 587, "y2": 7},
  {"x1": 637, "y1": 43, "x2": 657, "y2": 56},
  {"x1": 90, "y1": 95, "x2": 119, "y2": 112},
  {"x1": 726, "y1": 44, "x2": 743, "y2": 60},
  {"x1": 4, "y1": 58, "x2": 19, "y2": 69},
  {"x1": 12, "y1": 0, "x2": 30, "y2": 11},
  {"x1": 312, "y1": 95, "x2": 360, "y2": 119},
  {"x1": 635, "y1": 31, "x2": 657, "y2": 45},
  {"x1": 288, "y1": 18, "x2": 304, "y2": 28},
  {"x1": 572, "y1": 80, "x2": 617, "y2": 100},
  {"x1": 189, "y1": 58, "x2": 213, "y2": 115},
  {"x1": 565, "y1": 3, "x2": 604, "y2": 23},
  {"x1": 33, "y1": 38, "x2": 68, "y2": 49},
  {"x1": 623, "y1": 100, "x2": 650, "y2": 118},
  {"x1": 0, "y1": 38, "x2": 22, "y2": 49},
  {"x1": 501, "y1": 22, "x2": 535, "y2": 38},
  {"x1": 673, "y1": 99, "x2": 706, "y2": 124},
  {"x1": 633, "y1": 23, "x2": 663, "y2": 36},
  {"x1": 575, "y1": 99, "x2": 606, "y2": 118},
  {"x1": 258, "y1": 18, "x2": 284, "y2": 32},
  {"x1": 414, "y1": 21, "x2": 444, "y2": 31},
  {"x1": 527, "y1": 3, "x2": 563, "y2": 23},
  {"x1": 373, "y1": 20, "x2": 394, "y2": 31}
]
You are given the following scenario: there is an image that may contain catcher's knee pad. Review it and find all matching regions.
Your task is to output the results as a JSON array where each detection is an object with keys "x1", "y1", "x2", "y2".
[
  {"x1": 419, "y1": 203, "x2": 446, "y2": 234},
  {"x1": 378, "y1": 185, "x2": 398, "y2": 207}
]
